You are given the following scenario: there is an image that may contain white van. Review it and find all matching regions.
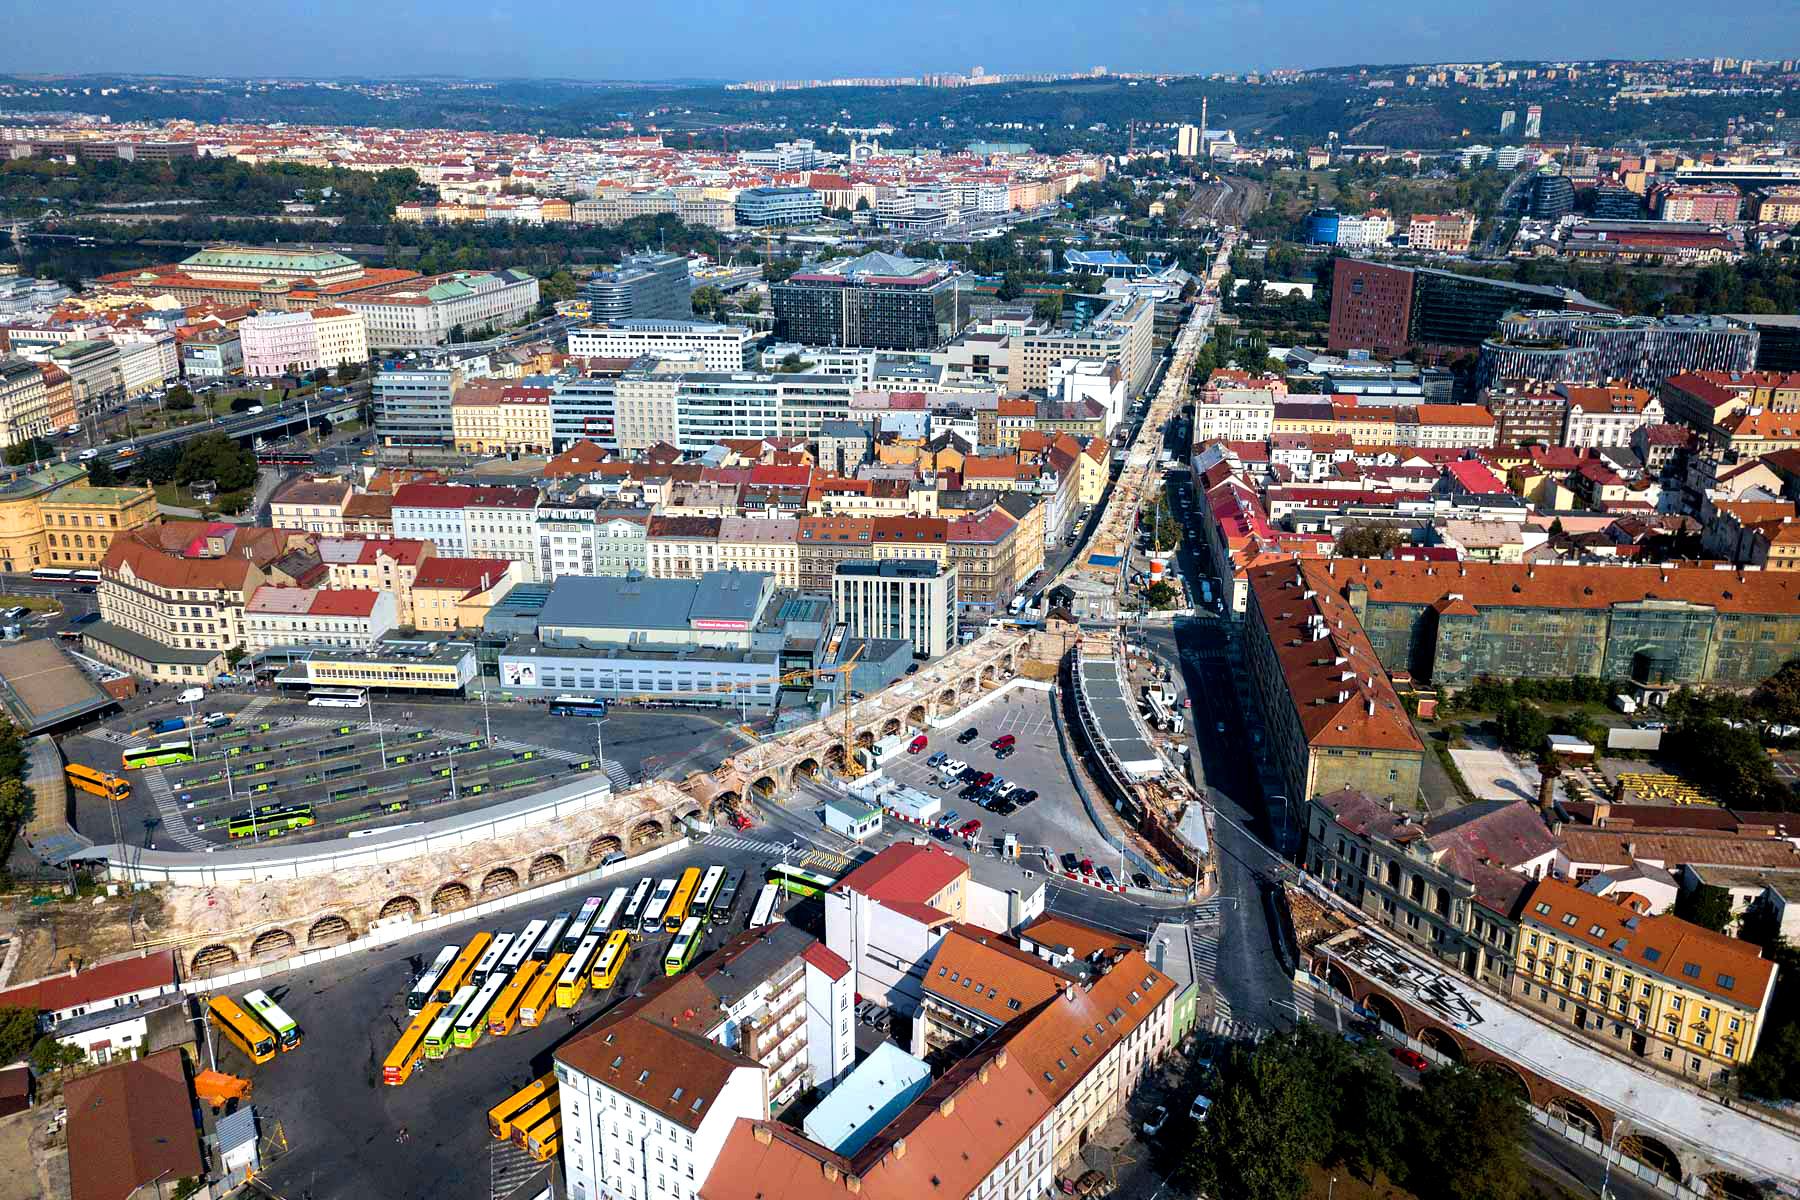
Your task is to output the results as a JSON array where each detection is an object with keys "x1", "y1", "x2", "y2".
[{"x1": 176, "y1": 687, "x2": 206, "y2": 705}]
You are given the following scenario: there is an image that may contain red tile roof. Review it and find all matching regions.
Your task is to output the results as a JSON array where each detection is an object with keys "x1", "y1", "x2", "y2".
[
  {"x1": 65, "y1": 1048, "x2": 203, "y2": 1200},
  {"x1": 835, "y1": 842, "x2": 968, "y2": 907},
  {"x1": 411, "y1": 557, "x2": 512, "y2": 595},
  {"x1": 0, "y1": 951, "x2": 176, "y2": 1015}
]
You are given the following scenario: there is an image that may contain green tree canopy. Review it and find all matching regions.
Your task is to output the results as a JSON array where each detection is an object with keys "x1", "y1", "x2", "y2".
[
  {"x1": 1334, "y1": 523, "x2": 1402, "y2": 559},
  {"x1": 1674, "y1": 883, "x2": 1734, "y2": 933},
  {"x1": 0, "y1": 1007, "x2": 38, "y2": 1064},
  {"x1": 176, "y1": 433, "x2": 257, "y2": 492}
]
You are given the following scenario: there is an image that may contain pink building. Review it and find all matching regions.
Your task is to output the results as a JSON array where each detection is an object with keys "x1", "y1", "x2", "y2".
[
  {"x1": 240, "y1": 310, "x2": 319, "y2": 378},
  {"x1": 1656, "y1": 186, "x2": 1741, "y2": 224}
]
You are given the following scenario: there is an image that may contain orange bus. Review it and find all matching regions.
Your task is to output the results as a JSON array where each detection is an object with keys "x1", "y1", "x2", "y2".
[
  {"x1": 488, "y1": 1073, "x2": 557, "y2": 1140},
  {"x1": 517, "y1": 952, "x2": 568, "y2": 1029},
  {"x1": 486, "y1": 961, "x2": 541, "y2": 1037},
  {"x1": 382, "y1": 1002, "x2": 443, "y2": 1086},
  {"x1": 434, "y1": 933, "x2": 492, "y2": 1004}
]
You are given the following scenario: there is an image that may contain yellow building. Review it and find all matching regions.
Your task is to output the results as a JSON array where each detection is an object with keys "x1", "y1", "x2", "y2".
[
  {"x1": 0, "y1": 357, "x2": 54, "y2": 446},
  {"x1": 451, "y1": 380, "x2": 554, "y2": 455},
  {"x1": 410, "y1": 557, "x2": 522, "y2": 632},
  {"x1": 1075, "y1": 438, "x2": 1109, "y2": 506},
  {"x1": 40, "y1": 483, "x2": 159, "y2": 568},
  {"x1": 1512, "y1": 878, "x2": 1776, "y2": 1085}
]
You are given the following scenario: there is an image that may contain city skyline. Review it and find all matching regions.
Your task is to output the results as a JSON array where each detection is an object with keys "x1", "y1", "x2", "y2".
[{"x1": 6, "y1": 0, "x2": 1800, "y2": 85}]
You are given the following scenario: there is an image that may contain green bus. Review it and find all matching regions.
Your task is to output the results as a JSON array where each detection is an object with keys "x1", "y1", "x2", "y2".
[
  {"x1": 242, "y1": 989, "x2": 301, "y2": 1051},
  {"x1": 227, "y1": 804, "x2": 315, "y2": 839},
  {"x1": 663, "y1": 916, "x2": 703, "y2": 977},
  {"x1": 424, "y1": 984, "x2": 476, "y2": 1059},
  {"x1": 121, "y1": 738, "x2": 195, "y2": 769},
  {"x1": 768, "y1": 864, "x2": 837, "y2": 897}
]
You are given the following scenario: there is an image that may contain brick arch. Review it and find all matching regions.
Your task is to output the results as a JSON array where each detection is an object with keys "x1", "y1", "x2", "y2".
[
  {"x1": 307, "y1": 914, "x2": 353, "y2": 947},
  {"x1": 854, "y1": 729, "x2": 876, "y2": 749},
  {"x1": 528, "y1": 854, "x2": 564, "y2": 884},
  {"x1": 587, "y1": 834, "x2": 623, "y2": 862},
  {"x1": 749, "y1": 775, "x2": 779, "y2": 799},
  {"x1": 1545, "y1": 1095, "x2": 1604, "y2": 1140},
  {"x1": 190, "y1": 944, "x2": 240, "y2": 977},
  {"x1": 1702, "y1": 1171, "x2": 1764, "y2": 1200},
  {"x1": 249, "y1": 927, "x2": 296, "y2": 961},
  {"x1": 1416, "y1": 1025, "x2": 1463, "y2": 1062},
  {"x1": 793, "y1": 757, "x2": 822, "y2": 780},
  {"x1": 907, "y1": 704, "x2": 927, "y2": 726},
  {"x1": 1362, "y1": 991, "x2": 1408, "y2": 1036},
  {"x1": 1474, "y1": 1059, "x2": 1532, "y2": 1102},
  {"x1": 823, "y1": 744, "x2": 847, "y2": 772},
  {"x1": 1325, "y1": 963, "x2": 1354, "y2": 998},
  {"x1": 1619, "y1": 1133, "x2": 1683, "y2": 1183},
  {"x1": 379, "y1": 894, "x2": 420, "y2": 922},
  {"x1": 710, "y1": 792, "x2": 740, "y2": 818},
  {"x1": 431, "y1": 880, "x2": 472, "y2": 914},
  {"x1": 880, "y1": 717, "x2": 903, "y2": 737},
  {"x1": 630, "y1": 818, "x2": 664, "y2": 848},
  {"x1": 481, "y1": 867, "x2": 520, "y2": 897},
  {"x1": 937, "y1": 686, "x2": 958, "y2": 707}
]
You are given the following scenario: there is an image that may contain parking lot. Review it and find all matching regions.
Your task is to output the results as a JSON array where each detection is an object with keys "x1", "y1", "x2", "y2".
[
  {"x1": 60, "y1": 692, "x2": 750, "y2": 851},
  {"x1": 223, "y1": 837, "x2": 832, "y2": 1200},
  {"x1": 868, "y1": 688, "x2": 1122, "y2": 873}
]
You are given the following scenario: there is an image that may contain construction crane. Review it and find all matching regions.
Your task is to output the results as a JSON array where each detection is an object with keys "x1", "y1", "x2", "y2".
[{"x1": 824, "y1": 644, "x2": 865, "y2": 781}]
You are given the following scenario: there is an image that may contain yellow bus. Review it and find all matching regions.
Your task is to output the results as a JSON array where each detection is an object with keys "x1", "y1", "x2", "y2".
[
  {"x1": 525, "y1": 1112, "x2": 562, "y2": 1161},
  {"x1": 590, "y1": 929, "x2": 632, "y2": 991},
  {"x1": 208, "y1": 995, "x2": 277, "y2": 1066},
  {"x1": 382, "y1": 1002, "x2": 443, "y2": 1086},
  {"x1": 508, "y1": 1094, "x2": 559, "y2": 1149},
  {"x1": 434, "y1": 933, "x2": 492, "y2": 1004},
  {"x1": 64, "y1": 763, "x2": 130, "y2": 802},
  {"x1": 556, "y1": 934, "x2": 602, "y2": 1010},
  {"x1": 489, "y1": 1074, "x2": 557, "y2": 1140},
  {"x1": 487, "y1": 961, "x2": 541, "y2": 1037},
  {"x1": 517, "y1": 952, "x2": 569, "y2": 1028},
  {"x1": 664, "y1": 867, "x2": 703, "y2": 933}
]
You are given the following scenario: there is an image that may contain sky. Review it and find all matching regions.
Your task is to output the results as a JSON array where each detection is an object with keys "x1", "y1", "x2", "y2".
[{"x1": 4, "y1": 0, "x2": 1799, "y2": 83}]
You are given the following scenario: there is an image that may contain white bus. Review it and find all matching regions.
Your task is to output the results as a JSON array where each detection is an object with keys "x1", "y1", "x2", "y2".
[
  {"x1": 641, "y1": 878, "x2": 677, "y2": 933},
  {"x1": 531, "y1": 913, "x2": 570, "y2": 961},
  {"x1": 500, "y1": 922, "x2": 543, "y2": 976},
  {"x1": 692, "y1": 866, "x2": 725, "y2": 920},
  {"x1": 562, "y1": 897, "x2": 603, "y2": 953},
  {"x1": 596, "y1": 887, "x2": 628, "y2": 935},
  {"x1": 470, "y1": 933, "x2": 513, "y2": 989},
  {"x1": 243, "y1": 988, "x2": 302, "y2": 1051},
  {"x1": 308, "y1": 687, "x2": 368, "y2": 709},
  {"x1": 622, "y1": 877, "x2": 653, "y2": 926},
  {"x1": 408, "y1": 946, "x2": 460, "y2": 1014},
  {"x1": 748, "y1": 882, "x2": 781, "y2": 929}
]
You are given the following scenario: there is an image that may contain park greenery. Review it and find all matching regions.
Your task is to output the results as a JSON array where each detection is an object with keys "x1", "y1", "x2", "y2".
[
  {"x1": 0, "y1": 718, "x2": 30, "y2": 863},
  {"x1": 0, "y1": 155, "x2": 418, "y2": 222},
  {"x1": 1181, "y1": 1026, "x2": 1531, "y2": 1200}
]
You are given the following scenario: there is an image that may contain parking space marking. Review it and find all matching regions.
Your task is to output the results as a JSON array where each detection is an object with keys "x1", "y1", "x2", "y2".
[{"x1": 143, "y1": 767, "x2": 209, "y2": 850}]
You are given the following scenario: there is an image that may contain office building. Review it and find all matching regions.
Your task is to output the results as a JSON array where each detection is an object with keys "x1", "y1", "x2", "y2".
[
  {"x1": 0, "y1": 355, "x2": 52, "y2": 445},
  {"x1": 1476, "y1": 311, "x2": 1758, "y2": 393},
  {"x1": 832, "y1": 559, "x2": 956, "y2": 658},
  {"x1": 568, "y1": 320, "x2": 759, "y2": 372},
  {"x1": 1523, "y1": 104, "x2": 1542, "y2": 138},
  {"x1": 1525, "y1": 172, "x2": 1575, "y2": 220},
  {"x1": 339, "y1": 270, "x2": 540, "y2": 350},
  {"x1": 772, "y1": 251, "x2": 965, "y2": 351},
  {"x1": 1013, "y1": 295, "x2": 1156, "y2": 397},
  {"x1": 575, "y1": 190, "x2": 737, "y2": 231},
  {"x1": 240, "y1": 306, "x2": 369, "y2": 377},
  {"x1": 741, "y1": 139, "x2": 823, "y2": 172},
  {"x1": 735, "y1": 187, "x2": 823, "y2": 227},
  {"x1": 1328, "y1": 260, "x2": 1613, "y2": 360},
  {"x1": 179, "y1": 327, "x2": 243, "y2": 379},
  {"x1": 580, "y1": 252, "x2": 694, "y2": 322},
  {"x1": 1512, "y1": 877, "x2": 1775, "y2": 1085},
  {"x1": 372, "y1": 350, "x2": 492, "y2": 446},
  {"x1": 1593, "y1": 187, "x2": 1646, "y2": 220},
  {"x1": 243, "y1": 586, "x2": 398, "y2": 653}
]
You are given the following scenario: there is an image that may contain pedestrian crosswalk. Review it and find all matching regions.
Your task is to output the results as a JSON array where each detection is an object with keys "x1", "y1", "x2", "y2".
[
  {"x1": 700, "y1": 833, "x2": 784, "y2": 855},
  {"x1": 235, "y1": 697, "x2": 274, "y2": 724},
  {"x1": 1190, "y1": 897, "x2": 1222, "y2": 925},
  {"x1": 489, "y1": 1139, "x2": 546, "y2": 1200},
  {"x1": 490, "y1": 736, "x2": 590, "y2": 766},
  {"x1": 1200, "y1": 1010, "x2": 1268, "y2": 1044},
  {"x1": 1191, "y1": 931, "x2": 1220, "y2": 979},
  {"x1": 142, "y1": 767, "x2": 209, "y2": 850}
]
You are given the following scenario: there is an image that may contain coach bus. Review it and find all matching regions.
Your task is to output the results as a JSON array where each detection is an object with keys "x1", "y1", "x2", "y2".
[
  {"x1": 121, "y1": 738, "x2": 195, "y2": 769},
  {"x1": 307, "y1": 687, "x2": 368, "y2": 709},
  {"x1": 641, "y1": 878, "x2": 677, "y2": 933},
  {"x1": 226, "y1": 804, "x2": 315, "y2": 839},
  {"x1": 454, "y1": 971, "x2": 510, "y2": 1049},
  {"x1": 208, "y1": 995, "x2": 276, "y2": 1066},
  {"x1": 242, "y1": 989, "x2": 301, "y2": 1052},
  {"x1": 595, "y1": 886, "x2": 627, "y2": 936},
  {"x1": 423, "y1": 985, "x2": 476, "y2": 1059},
  {"x1": 622, "y1": 877, "x2": 653, "y2": 928},
  {"x1": 507, "y1": 1095, "x2": 560, "y2": 1151},
  {"x1": 435, "y1": 933, "x2": 492, "y2": 1004},
  {"x1": 530, "y1": 913, "x2": 570, "y2": 961},
  {"x1": 524, "y1": 1112, "x2": 562, "y2": 1161},
  {"x1": 556, "y1": 934, "x2": 603, "y2": 1009},
  {"x1": 711, "y1": 871, "x2": 744, "y2": 924},
  {"x1": 548, "y1": 695, "x2": 607, "y2": 718},
  {"x1": 65, "y1": 763, "x2": 131, "y2": 802},
  {"x1": 409, "y1": 946, "x2": 461, "y2": 1014},
  {"x1": 498, "y1": 923, "x2": 539, "y2": 976},
  {"x1": 748, "y1": 882, "x2": 781, "y2": 929},
  {"x1": 382, "y1": 1002, "x2": 443, "y2": 1085},
  {"x1": 562, "y1": 896, "x2": 603, "y2": 952},
  {"x1": 664, "y1": 916, "x2": 703, "y2": 976},
  {"x1": 692, "y1": 866, "x2": 725, "y2": 922},
  {"x1": 768, "y1": 864, "x2": 837, "y2": 898},
  {"x1": 486, "y1": 961, "x2": 541, "y2": 1037},
  {"x1": 590, "y1": 929, "x2": 632, "y2": 991},
  {"x1": 488, "y1": 1074, "x2": 557, "y2": 1140},
  {"x1": 664, "y1": 868, "x2": 702, "y2": 933},
  {"x1": 470, "y1": 933, "x2": 513, "y2": 989},
  {"x1": 517, "y1": 953, "x2": 569, "y2": 1029}
]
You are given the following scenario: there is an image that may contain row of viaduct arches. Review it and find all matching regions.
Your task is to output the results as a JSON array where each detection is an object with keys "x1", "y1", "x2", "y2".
[{"x1": 1319, "y1": 961, "x2": 1765, "y2": 1200}]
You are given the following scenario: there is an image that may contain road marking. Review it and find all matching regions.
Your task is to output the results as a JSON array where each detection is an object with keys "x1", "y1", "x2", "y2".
[
  {"x1": 1191, "y1": 931, "x2": 1220, "y2": 979},
  {"x1": 143, "y1": 766, "x2": 209, "y2": 850},
  {"x1": 699, "y1": 834, "x2": 786, "y2": 854},
  {"x1": 490, "y1": 1139, "x2": 546, "y2": 1200}
]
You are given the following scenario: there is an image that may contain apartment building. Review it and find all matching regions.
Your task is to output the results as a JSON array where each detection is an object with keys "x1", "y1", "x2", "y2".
[
  {"x1": 648, "y1": 515, "x2": 724, "y2": 580},
  {"x1": 1402, "y1": 403, "x2": 1497, "y2": 449},
  {"x1": 1243, "y1": 558, "x2": 1425, "y2": 805},
  {"x1": 410, "y1": 557, "x2": 521, "y2": 631},
  {"x1": 270, "y1": 478, "x2": 353, "y2": 534},
  {"x1": 797, "y1": 516, "x2": 875, "y2": 591},
  {"x1": 1484, "y1": 385, "x2": 1570, "y2": 448},
  {"x1": 45, "y1": 340, "x2": 123, "y2": 413},
  {"x1": 535, "y1": 501, "x2": 650, "y2": 580},
  {"x1": 1012, "y1": 296, "x2": 1155, "y2": 398},
  {"x1": 243, "y1": 586, "x2": 398, "y2": 653},
  {"x1": 824, "y1": 842, "x2": 971, "y2": 1010},
  {"x1": 0, "y1": 355, "x2": 52, "y2": 444},
  {"x1": 451, "y1": 380, "x2": 554, "y2": 455},
  {"x1": 1561, "y1": 385, "x2": 1664, "y2": 449},
  {"x1": 391, "y1": 483, "x2": 540, "y2": 579},
  {"x1": 1512, "y1": 877, "x2": 1776, "y2": 1085},
  {"x1": 946, "y1": 508, "x2": 1020, "y2": 614},
  {"x1": 1304, "y1": 790, "x2": 1555, "y2": 987},
  {"x1": 318, "y1": 537, "x2": 434, "y2": 625},
  {"x1": 832, "y1": 560, "x2": 955, "y2": 659},
  {"x1": 1405, "y1": 210, "x2": 1477, "y2": 253},
  {"x1": 568, "y1": 321, "x2": 759, "y2": 373},
  {"x1": 716, "y1": 517, "x2": 800, "y2": 587}
]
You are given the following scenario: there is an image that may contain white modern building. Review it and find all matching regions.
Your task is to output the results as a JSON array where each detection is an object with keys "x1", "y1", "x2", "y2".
[
  {"x1": 832, "y1": 559, "x2": 956, "y2": 659},
  {"x1": 569, "y1": 321, "x2": 762, "y2": 373},
  {"x1": 242, "y1": 586, "x2": 398, "y2": 653},
  {"x1": 341, "y1": 269, "x2": 540, "y2": 350}
]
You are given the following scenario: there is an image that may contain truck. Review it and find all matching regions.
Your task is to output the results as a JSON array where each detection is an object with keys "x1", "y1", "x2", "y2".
[
  {"x1": 1611, "y1": 694, "x2": 1639, "y2": 715},
  {"x1": 148, "y1": 717, "x2": 187, "y2": 734}
]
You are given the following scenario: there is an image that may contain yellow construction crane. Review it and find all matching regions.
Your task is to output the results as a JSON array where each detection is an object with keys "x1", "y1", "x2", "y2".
[{"x1": 827, "y1": 644, "x2": 866, "y2": 780}]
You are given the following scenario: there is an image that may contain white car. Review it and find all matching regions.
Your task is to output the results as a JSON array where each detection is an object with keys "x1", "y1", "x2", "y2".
[
  {"x1": 941, "y1": 759, "x2": 967, "y2": 777},
  {"x1": 78, "y1": 449, "x2": 99, "y2": 461},
  {"x1": 246, "y1": 405, "x2": 265, "y2": 415},
  {"x1": 63, "y1": 424, "x2": 81, "y2": 436}
]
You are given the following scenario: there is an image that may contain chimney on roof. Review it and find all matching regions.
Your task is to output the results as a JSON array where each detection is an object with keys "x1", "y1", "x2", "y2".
[
  {"x1": 753, "y1": 1124, "x2": 773, "y2": 1146},
  {"x1": 892, "y1": 1139, "x2": 907, "y2": 1160},
  {"x1": 995, "y1": 1049, "x2": 1008, "y2": 1069}
]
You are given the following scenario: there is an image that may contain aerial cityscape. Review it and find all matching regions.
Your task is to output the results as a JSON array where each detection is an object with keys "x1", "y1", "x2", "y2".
[{"x1": 3, "y1": 10, "x2": 1800, "y2": 1200}]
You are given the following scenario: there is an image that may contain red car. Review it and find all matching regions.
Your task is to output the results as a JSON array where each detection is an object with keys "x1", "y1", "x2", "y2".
[
  {"x1": 1079, "y1": 858, "x2": 1096, "y2": 876},
  {"x1": 990, "y1": 734, "x2": 1016, "y2": 751},
  {"x1": 974, "y1": 771, "x2": 994, "y2": 786},
  {"x1": 957, "y1": 819, "x2": 982, "y2": 837},
  {"x1": 1391, "y1": 1047, "x2": 1430, "y2": 1072},
  {"x1": 908, "y1": 734, "x2": 929, "y2": 754}
]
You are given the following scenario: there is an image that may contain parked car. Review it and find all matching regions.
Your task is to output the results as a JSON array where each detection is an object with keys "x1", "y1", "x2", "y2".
[
  {"x1": 1060, "y1": 852, "x2": 1081, "y2": 873},
  {"x1": 1391, "y1": 1047, "x2": 1430, "y2": 1072},
  {"x1": 957, "y1": 819, "x2": 982, "y2": 837},
  {"x1": 1189, "y1": 1095, "x2": 1213, "y2": 1123},
  {"x1": 1215, "y1": 722, "x2": 1226, "y2": 734},
  {"x1": 1131, "y1": 872, "x2": 1152, "y2": 889},
  {"x1": 1017, "y1": 789, "x2": 1039, "y2": 805},
  {"x1": 990, "y1": 734, "x2": 1016, "y2": 751},
  {"x1": 927, "y1": 751, "x2": 947, "y2": 768},
  {"x1": 957, "y1": 727, "x2": 980, "y2": 744},
  {"x1": 1078, "y1": 858, "x2": 1096, "y2": 876},
  {"x1": 992, "y1": 799, "x2": 1018, "y2": 816},
  {"x1": 995, "y1": 746, "x2": 1016, "y2": 761},
  {"x1": 1098, "y1": 866, "x2": 1118, "y2": 886},
  {"x1": 908, "y1": 734, "x2": 929, "y2": 754},
  {"x1": 1141, "y1": 1105, "x2": 1168, "y2": 1137}
]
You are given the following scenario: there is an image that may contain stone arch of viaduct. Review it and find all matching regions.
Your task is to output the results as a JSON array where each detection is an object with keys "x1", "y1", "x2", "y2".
[
  {"x1": 1316, "y1": 959, "x2": 1766, "y2": 1200},
  {"x1": 175, "y1": 631, "x2": 1031, "y2": 983}
]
